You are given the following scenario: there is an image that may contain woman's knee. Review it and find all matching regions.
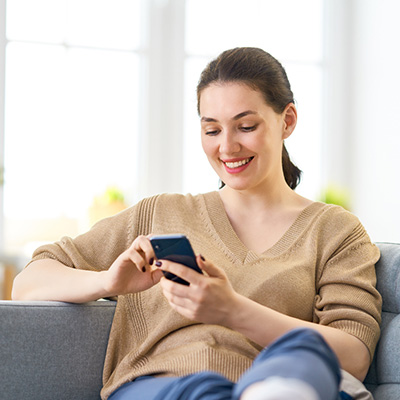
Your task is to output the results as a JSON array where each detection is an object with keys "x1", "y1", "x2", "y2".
[
  {"x1": 233, "y1": 328, "x2": 342, "y2": 400},
  {"x1": 257, "y1": 328, "x2": 340, "y2": 369}
]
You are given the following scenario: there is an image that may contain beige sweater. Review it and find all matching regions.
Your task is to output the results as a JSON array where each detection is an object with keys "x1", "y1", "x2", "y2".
[{"x1": 31, "y1": 192, "x2": 382, "y2": 399}]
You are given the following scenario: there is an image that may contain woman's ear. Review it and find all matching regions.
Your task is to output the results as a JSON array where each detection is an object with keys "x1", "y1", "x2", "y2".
[{"x1": 282, "y1": 103, "x2": 297, "y2": 139}]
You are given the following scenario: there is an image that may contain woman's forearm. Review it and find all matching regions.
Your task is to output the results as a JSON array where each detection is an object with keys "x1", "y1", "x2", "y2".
[
  {"x1": 12, "y1": 259, "x2": 109, "y2": 303},
  {"x1": 228, "y1": 293, "x2": 370, "y2": 381}
]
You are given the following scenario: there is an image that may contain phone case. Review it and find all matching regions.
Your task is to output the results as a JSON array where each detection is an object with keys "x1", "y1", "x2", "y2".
[{"x1": 150, "y1": 234, "x2": 202, "y2": 285}]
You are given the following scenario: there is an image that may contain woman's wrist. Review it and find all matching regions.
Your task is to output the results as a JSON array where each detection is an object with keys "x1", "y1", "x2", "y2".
[
  {"x1": 224, "y1": 292, "x2": 255, "y2": 332},
  {"x1": 96, "y1": 270, "x2": 119, "y2": 299}
]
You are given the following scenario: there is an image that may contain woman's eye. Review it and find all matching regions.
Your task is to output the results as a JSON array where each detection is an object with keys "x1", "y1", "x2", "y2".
[
  {"x1": 240, "y1": 125, "x2": 256, "y2": 132},
  {"x1": 205, "y1": 130, "x2": 219, "y2": 136}
]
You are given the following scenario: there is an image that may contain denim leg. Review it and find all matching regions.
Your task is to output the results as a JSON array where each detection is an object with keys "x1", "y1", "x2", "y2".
[
  {"x1": 153, "y1": 372, "x2": 233, "y2": 400},
  {"x1": 109, "y1": 372, "x2": 234, "y2": 400},
  {"x1": 110, "y1": 328, "x2": 344, "y2": 400},
  {"x1": 233, "y1": 328, "x2": 342, "y2": 400},
  {"x1": 109, "y1": 376, "x2": 178, "y2": 400}
]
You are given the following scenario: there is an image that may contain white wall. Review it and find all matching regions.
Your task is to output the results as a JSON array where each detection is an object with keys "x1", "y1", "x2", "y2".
[
  {"x1": 351, "y1": 0, "x2": 400, "y2": 242},
  {"x1": 323, "y1": 0, "x2": 400, "y2": 243}
]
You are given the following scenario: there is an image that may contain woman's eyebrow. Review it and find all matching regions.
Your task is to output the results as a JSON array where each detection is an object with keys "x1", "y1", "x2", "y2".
[
  {"x1": 201, "y1": 110, "x2": 257, "y2": 123},
  {"x1": 200, "y1": 116, "x2": 217, "y2": 123},
  {"x1": 233, "y1": 110, "x2": 257, "y2": 120}
]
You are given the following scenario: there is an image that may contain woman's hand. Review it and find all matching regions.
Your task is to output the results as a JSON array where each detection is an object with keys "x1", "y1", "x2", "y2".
[
  {"x1": 158, "y1": 255, "x2": 240, "y2": 326},
  {"x1": 102, "y1": 235, "x2": 164, "y2": 297}
]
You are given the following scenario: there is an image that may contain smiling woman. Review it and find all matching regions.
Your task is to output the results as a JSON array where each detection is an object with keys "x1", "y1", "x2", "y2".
[
  {"x1": 13, "y1": 47, "x2": 381, "y2": 400},
  {"x1": 197, "y1": 48, "x2": 301, "y2": 192}
]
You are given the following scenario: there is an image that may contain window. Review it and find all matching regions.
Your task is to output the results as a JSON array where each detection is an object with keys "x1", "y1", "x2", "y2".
[
  {"x1": 2, "y1": 0, "x2": 143, "y2": 252},
  {"x1": 0, "y1": 0, "x2": 325, "y2": 255}
]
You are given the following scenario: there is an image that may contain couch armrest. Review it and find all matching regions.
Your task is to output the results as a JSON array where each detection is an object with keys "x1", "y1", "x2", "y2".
[
  {"x1": 364, "y1": 243, "x2": 400, "y2": 399},
  {"x1": 0, "y1": 300, "x2": 116, "y2": 400}
]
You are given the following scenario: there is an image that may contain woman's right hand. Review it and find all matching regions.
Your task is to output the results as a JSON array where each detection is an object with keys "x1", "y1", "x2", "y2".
[{"x1": 102, "y1": 235, "x2": 164, "y2": 297}]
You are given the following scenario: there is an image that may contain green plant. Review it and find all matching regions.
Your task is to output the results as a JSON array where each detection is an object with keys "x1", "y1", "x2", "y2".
[
  {"x1": 319, "y1": 183, "x2": 351, "y2": 210},
  {"x1": 103, "y1": 186, "x2": 125, "y2": 204}
]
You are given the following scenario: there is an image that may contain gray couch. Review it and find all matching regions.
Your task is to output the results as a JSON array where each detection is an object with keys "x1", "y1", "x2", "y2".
[{"x1": 1, "y1": 242, "x2": 399, "y2": 400}]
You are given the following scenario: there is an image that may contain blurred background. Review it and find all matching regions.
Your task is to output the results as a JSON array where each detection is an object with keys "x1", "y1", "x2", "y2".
[{"x1": 1, "y1": 0, "x2": 399, "y2": 298}]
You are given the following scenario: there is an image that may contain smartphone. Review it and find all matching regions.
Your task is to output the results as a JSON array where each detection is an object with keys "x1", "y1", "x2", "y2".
[{"x1": 150, "y1": 234, "x2": 202, "y2": 285}]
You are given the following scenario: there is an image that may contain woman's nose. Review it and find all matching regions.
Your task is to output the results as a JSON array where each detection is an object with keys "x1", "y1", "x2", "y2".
[{"x1": 219, "y1": 131, "x2": 241, "y2": 155}]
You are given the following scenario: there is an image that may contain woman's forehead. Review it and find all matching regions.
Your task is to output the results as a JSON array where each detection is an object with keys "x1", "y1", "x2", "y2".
[
  {"x1": 200, "y1": 82, "x2": 266, "y2": 116},
  {"x1": 199, "y1": 82, "x2": 267, "y2": 118}
]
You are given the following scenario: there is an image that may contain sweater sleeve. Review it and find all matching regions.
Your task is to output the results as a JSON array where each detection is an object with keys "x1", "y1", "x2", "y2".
[
  {"x1": 313, "y1": 207, "x2": 382, "y2": 360},
  {"x1": 27, "y1": 196, "x2": 158, "y2": 272}
]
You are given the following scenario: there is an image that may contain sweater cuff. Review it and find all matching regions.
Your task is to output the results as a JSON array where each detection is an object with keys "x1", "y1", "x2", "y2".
[{"x1": 329, "y1": 319, "x2": 380, "y2": 362}]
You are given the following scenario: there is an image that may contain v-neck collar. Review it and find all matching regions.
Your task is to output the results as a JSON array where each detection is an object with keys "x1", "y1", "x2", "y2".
[{"x1": 201, "y1": 191, "x2": 326, "y2": 264}]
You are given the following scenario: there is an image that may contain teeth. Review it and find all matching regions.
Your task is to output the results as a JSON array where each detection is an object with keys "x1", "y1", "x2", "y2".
[{"x1": 224, "y1": 158, "x2": 252, "y2": 168}]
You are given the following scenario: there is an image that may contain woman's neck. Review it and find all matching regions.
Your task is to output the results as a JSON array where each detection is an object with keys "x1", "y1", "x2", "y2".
[
  {"x1": 217, "y1": 183, "x2": 314, "y2": 254},
  {"x1": 219, "y1": 180, "x2": 301, "y2": 214}
]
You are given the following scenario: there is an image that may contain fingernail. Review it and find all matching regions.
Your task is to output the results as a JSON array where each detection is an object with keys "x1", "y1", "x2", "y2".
[
  {"x1": 200, "y1": 254, "x2": 205, "y2": 261},
  {"x1": 142, "y1": 266, "x2": 146, "y2": 272},
  {"x1": 149, "y1": 258, "x2": 154, "y2": 265},
  {"x1": 155, "y1": 261, "x2": 162, "y2": 267}
]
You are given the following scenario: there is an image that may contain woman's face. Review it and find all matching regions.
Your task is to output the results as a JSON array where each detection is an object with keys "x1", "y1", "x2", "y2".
[{"x1": 199, "y1": 82, "x2": 296, "y2": 193}]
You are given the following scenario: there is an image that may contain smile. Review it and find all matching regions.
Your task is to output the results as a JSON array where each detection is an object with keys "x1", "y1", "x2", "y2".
[
  {"x1": 223, "y1": 157, "x2": 253, "y2": 169},
  {"x1": 222, "y1": 157, "x2": 254, "y2": 174}
]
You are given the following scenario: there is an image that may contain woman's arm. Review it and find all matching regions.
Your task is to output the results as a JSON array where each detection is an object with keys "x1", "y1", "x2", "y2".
[
  {"x1": 12, "y1": 259, "x2": 109, "y2": 302},
  {"x1": 12, "y1": 235, "x2": 163, "y2": 303},
  {"x1": 228, "y1": 292, "x2": 370, "y2": 381},
  {"x1": 158, "y1": 256, "x2": 371, "y2": 382}
]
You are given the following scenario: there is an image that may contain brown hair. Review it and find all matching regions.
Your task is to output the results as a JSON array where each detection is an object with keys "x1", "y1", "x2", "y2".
[{"x1": 197, "y1": 47, "x2": 302, "y2": 190}]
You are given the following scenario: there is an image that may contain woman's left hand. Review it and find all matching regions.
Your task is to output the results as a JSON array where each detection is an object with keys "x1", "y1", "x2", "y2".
[{"x1": 158, "y1": 255, "x2": 239, "y2": 325}]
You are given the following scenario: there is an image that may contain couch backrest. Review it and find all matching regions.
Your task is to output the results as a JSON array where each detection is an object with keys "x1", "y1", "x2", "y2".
[
  {"x1": 364, "y1": 242, "x2": 400, "y2": 399},
  {"x1": 0, "y1": 300, "x2": 116, "y2": 400}
]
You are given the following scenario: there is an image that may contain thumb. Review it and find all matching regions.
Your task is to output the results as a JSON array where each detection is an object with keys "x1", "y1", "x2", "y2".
[
  {"x1": 197, "y1": 255, "x2": 226, "y2": 279},
  {"x1": 151, "y1": 268, "x2": 164, "y2": 284}
]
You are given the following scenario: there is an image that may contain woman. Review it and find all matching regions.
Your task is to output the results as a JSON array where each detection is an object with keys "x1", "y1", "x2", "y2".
[{"x1": 12, "y1": 48, "x2": 381, "y2": 400}]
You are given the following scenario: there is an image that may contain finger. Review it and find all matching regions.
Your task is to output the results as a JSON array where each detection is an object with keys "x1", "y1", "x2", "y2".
[
  {"x1": 122, "y1": 239, "x2": 152, "y2": 273},
  {"x1": 150, "y1": 268, "x2": 164, "y2": 284},
  {"x1": 160, "y1": 277, "x2": 203, "y2": 321},
  {"x1": 133, "y1": 235, "x2": 155, "y2": 260},
  {"x1": 160, "y1": 277, "x2": 194, "y2": 306},
  {"x1": 159, "y1": 259, "x2": 203, "y2": 286},
  {"x1": 123, "y1": 246, "x2": 148, "y2": 273},
  {"x1": 160, "y1": 274, "x2": 191, "y2": 299},
  {"x1": 197, "y1": 255, "x2": 226, "y2": 279},
  {"x1": 132, "y1": 235, "x2": 156, "y2": 268}
]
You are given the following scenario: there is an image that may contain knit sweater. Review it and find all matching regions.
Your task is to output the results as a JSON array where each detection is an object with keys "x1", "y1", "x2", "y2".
[{"x1": 31, "y1": 191, "x2": 382, "y2": 399}]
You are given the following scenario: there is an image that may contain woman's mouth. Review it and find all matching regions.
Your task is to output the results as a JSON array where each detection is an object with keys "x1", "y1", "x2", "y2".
[{"x1": 222, "y1": 157, "x2": 254, "y2": 173}]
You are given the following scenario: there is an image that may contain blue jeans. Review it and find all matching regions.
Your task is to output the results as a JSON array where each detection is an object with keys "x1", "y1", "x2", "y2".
[{"x1": 109, "y1": 328, "x2": 349, "y2": 400}]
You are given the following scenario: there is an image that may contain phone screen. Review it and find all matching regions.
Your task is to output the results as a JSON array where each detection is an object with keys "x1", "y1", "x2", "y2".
[{"x1": 150, "y1": 234, "x2": 202, "y2": 285}]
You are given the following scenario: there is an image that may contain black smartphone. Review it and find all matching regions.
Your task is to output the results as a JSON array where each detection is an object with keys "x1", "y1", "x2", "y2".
[{"x1": 150, "y1": 234, "x2": 202, "y2": 285}]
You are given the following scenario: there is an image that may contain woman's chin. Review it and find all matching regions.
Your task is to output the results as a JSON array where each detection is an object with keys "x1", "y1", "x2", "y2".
[{"x1": 220, "y1": 178, "x2": 253, "y2": 192}]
